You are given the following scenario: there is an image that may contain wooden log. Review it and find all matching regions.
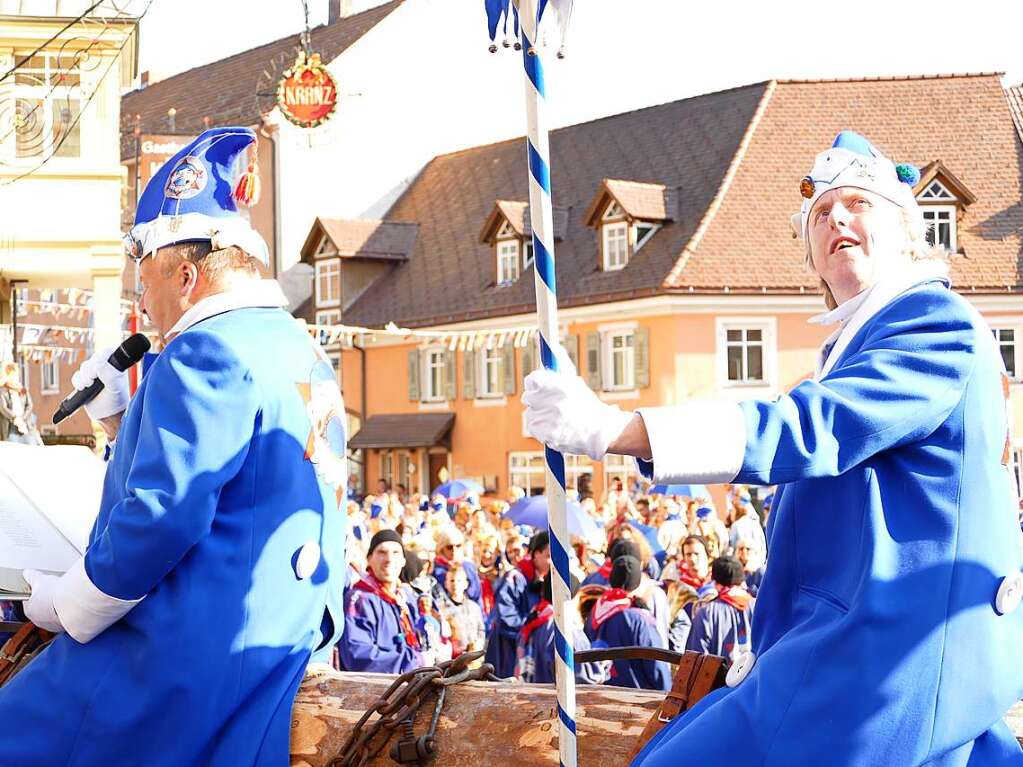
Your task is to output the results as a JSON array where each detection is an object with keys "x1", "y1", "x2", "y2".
[
  {"x1": 289, "y1": 668, "x2": 1023, "y2": 766},
  {"x1": 290, "y1": 665, "x2": 660, "y2": 767}
]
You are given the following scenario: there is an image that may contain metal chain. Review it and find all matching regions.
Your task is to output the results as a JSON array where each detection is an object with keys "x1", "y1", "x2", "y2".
[{"x1": 330, "y1": 650, "x2": 506, "y2": 767}]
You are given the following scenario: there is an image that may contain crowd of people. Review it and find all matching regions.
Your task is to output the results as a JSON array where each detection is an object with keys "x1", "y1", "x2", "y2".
[{"x1": 335, "y1": 477, "x2": 772, "y2": 691}]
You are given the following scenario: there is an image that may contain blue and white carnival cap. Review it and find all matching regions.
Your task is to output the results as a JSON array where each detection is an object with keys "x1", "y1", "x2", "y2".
[
  {"x1": 125, "y1": 126, "x2": 268, "y2": 265},
  {"x1": 791, "y1": 131, "x2": 921, "y2": 243}
]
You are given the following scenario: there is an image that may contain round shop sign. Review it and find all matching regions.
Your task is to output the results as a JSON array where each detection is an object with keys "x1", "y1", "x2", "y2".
[{"x1": 277, "y1": 51, "x2": 339, "y2": 128}]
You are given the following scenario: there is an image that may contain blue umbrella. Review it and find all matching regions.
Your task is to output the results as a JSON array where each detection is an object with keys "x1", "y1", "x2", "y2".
[
  {"x1": 433, "y1": 479, "x2": 485, "y2": 501},
  {"x1": 649, "y1": 483, "x2": 709, "y2": 499},
  {"x1": 504, "y1": 495, "x2": 600, "y2": 538}
]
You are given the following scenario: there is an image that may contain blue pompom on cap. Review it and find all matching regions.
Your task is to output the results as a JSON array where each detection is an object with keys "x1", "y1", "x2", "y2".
[{"x1": 895, "y1": 163, "x2": 921, "y2": 186}]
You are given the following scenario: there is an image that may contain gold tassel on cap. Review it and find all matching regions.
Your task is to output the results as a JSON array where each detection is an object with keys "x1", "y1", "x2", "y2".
[{"x1": 234, "y1": 156, "x2": 261, "y2": 207}]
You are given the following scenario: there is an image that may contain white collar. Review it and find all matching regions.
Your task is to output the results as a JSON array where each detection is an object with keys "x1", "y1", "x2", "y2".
[
  {"x1": 166, "y1": 279, "x2": 289, "y2": 340},
  {"x1": 808, "y1": 286, "x2": 872, "y2": 327},
  {"x1": 813, "y1": 260, "x2": 950, "y2": 380}
]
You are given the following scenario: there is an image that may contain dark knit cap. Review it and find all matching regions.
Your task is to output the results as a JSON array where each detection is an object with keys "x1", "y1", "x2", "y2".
[
  {"x1": 400, "y1": 550, "x2": 423, "y2": 583},
  {"x1": 607, "y1": 538, "x2": 641, "y2": 562},
  {"x1": 528, "y1": 529, "x2": 550, "y2": 555},
  {"x1": 368, "y1": 529, "x2": 404, "y2": 556},
  {"x1": 541, "y1": 572, "x2": 580, "y2": 602},
  {"x1": 610, "y1": 555, "x2": 642, "y2": 592},
  {"x1": 712, "y1": 556, "x2": 745, "y2": 587}
]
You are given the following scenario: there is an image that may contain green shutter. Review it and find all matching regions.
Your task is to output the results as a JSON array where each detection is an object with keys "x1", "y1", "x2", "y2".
[
  {"x1": 408, "y1": 349, "x2": 420, "y2": 402},
  {"x1": 585, "y1": 331, "x2": 602, "y2": 390},
  {"x1": 635, "y1": 327, "x2": 650, "y2": 388},
  {"x1": 521, "y1": 340, "x2": 536, "y2": 383},
  {"x1": 444, "y1": 349, "x2": 457, "y2": 401},
  {"x1": 502, "y1": 343, "x2": 516, "y2": 395},
  {"x1": 563, "y1": 333, "x2": 580, "y2": 373},
  {"x1": 462, "y1": 349, "x2": 476, "y2": 399}
]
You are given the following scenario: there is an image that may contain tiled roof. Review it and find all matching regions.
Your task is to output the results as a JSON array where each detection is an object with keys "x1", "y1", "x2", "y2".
[
  {"x1": 311, "y1": 218, "x2": 419, "y2": 260},
  {"x1": 479, "y1": 200, "x2": 569, "y2": 242},
  {"x1": 341, "y1": 73, "x2": 1023, "y2": 328},
  {"x1": 1007, "y1": 84, "x2": 1023, "y2": 143},
  {"x1": 343, "y1": 82, "x2": 770, "y2": 327},
  {"x1": 119, "y1": 1, "x2": 403, "y2": 155},
  {"x1": 675, "y1": 74, "x2": 1023, "y2": 292},
  {"x1": 348, "y1": 413, "x2": 455, "y2": 449},
  {"x1": 584, "y1": 179, "x2": 677, "y2": 225}
]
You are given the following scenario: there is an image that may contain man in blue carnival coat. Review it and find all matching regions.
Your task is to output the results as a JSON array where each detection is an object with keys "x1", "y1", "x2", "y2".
[
  {"x1": 686, "y1": 556, "x2": 754, "y2": 662},
  {"x1": 0, "y1": 127, "x2": 347, "y2": 767},
  {"x1": 525, "y1": 131, "x2": 1023, "y2": 765},
  {"x1": 340, "y1": 529, "x2": 424, "y2": 673},
  {"x1": 485, "y1": 529, "x2": 549, "y2": 677},
  {"x1": 584, "y1": 555, "x2": 671, "y2": 692}
]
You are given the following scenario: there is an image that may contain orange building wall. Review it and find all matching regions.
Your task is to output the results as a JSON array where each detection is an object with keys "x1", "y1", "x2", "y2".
[{"x1": 342, "y1": 306, "x2": 1023, "y2": 501}]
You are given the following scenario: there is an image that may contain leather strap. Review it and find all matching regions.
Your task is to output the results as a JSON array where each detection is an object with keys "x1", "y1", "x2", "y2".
[
  {"x1": 0, "y1": 621, "x2": 26, "y2": 634},
  {"x1": 574, "y1": 647, "x2": 684, "y2": 666},
  {"x1": 627, "y1": 651, "x2": 727, "y2": 761}
]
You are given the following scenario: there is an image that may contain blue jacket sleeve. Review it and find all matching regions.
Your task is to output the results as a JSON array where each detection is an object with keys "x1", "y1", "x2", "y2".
[
  {"x1": 628, "y1": 612, "x2": 671, "y2": 692},
  {"x1": 738, "y1": 289, "x2": 977, "y2": 485},
  {"x1": 495, "y1": 571, "x2": 530, "y2": 641},
  {"x1": 84, "y1": 330, "x2": 260, "y2": 600},
  {"x1": 340, "y1": 591, "x2": 420, "y2": 673}
]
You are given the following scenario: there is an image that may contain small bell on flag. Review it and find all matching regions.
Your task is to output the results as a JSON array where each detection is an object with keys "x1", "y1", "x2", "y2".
[{"x1": 234, "y1": 160, "x2": 261, "y2": 207}]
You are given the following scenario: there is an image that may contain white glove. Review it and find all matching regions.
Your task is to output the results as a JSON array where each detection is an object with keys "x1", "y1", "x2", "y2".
[
  {"x1": 522, "y1": 369, "x2": 635, "y2": 460},
  {"x1": 22, "y1": 569, "x2": 65, "y2": 634},
  {"x1": 71, "y1": 345, "x2": 130, "y2": 420}
]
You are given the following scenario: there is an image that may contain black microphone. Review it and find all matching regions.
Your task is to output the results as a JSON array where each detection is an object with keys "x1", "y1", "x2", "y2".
[{"x1": 52, "y1": 333, "x2": 151, "y2": 424}]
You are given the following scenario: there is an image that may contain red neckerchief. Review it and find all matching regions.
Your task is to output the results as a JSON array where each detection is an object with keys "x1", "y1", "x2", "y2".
[
  {"x1": 590, "y1": 588, "x2": 634, "y2": 632},
  {"x1": 435, "y1": 555, "x2": 453, "y2": 570},
  {"x1": 481, "y1": 578, "x2": 495, "y2": 617},
  {"x1": 520, "y1": 599, "x2": 553, "y2": 643},
  {"x1": 355, "y1": 571, "x2": 420, "y2": 649},
  {"x1": 596, "y1": 559, "x2": 613, "y2": 581},
  {"x1": 715, "y1": 584, "x2": 753, "y2": 612},
  {"x1": 517, "y1": 557, "x2": 537, "y2": 583},
  {"x1": 680, "y1": 566, "x2": 709, "y2": 591}
]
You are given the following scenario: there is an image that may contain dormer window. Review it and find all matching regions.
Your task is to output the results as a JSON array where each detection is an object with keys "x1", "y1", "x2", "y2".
[
  {"x1": 913, "y1": 163, "x2": 976, "y2": 255},
  {"x1": 480, "y1": 201, "x2": 565, "y2": 287},
  {"x1": 497, "y1": 238, "x2": 521, "y2": 285},
  {"x1": 918, "y1": 179, "x2": 956, "y2": 250},
  {"x1": 602, "y1": 221, "x2": 629, "y2": 270},
  {"x1": 585, "y1": 179, "x2": 676, "y2": 272}
]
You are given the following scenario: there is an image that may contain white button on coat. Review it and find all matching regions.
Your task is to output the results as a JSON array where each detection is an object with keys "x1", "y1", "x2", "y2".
[
  {"x1": 726, "y1": 650, "x2": 756, "y2": 687},
  {"x1": 295, "y1": 541, "x2": 321, "y2": 580},
  {"x1": 994, "y1": 572, "x2": 1023, "y2": 616}
]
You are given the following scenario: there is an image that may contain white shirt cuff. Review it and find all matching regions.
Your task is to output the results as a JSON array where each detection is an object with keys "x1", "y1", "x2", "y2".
[
  {"x1": 636, "y1": 402, "x2": 747, "y2": 484},
  {"x1": 52, "y1": 557, "x2": 143, "y2": 644}
]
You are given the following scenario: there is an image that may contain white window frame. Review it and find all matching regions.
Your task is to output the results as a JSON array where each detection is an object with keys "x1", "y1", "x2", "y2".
[
  {"x1": 41, "y1": 356, "x2": 60, "y2": 394},
  {"x1": 10, "y1": 51, "x2": 82, "y2": 162},
  {"x1": 510, "y1": 451, "x2": 592, "y2": 495},
  {"x1": 602, "y1": 221, "x2": 629, "y2": 271},
  {"x1": 603, "y1": 329, "x2": 636, "y2": 391},
  {"x1": 316, "y1": 309, "x2": 341, "y2": 348},
  {"x1": 380, "y1": 451, "x2": 393, "y2": 486},
  {"x1": 478, "y1": 345, "x2": 503, "y2": 398},
  {"x1": 715, "y1": 317, "x2": 777, "y2": 391},
  {"x1": 523, "y1": 239, "x2": 534, "y2": 270},
  {"x1": 315, "y1": 257, "x2": 341, "y2": 308},
  {"x1": 422, "y1": 346, "x2": 446, "y2": 403},
  {"x1": 633, "y1": 222, "x2": 660, "y2": 252},
  {"x1": 921, "y1": 205, "x2": 957, "y2": 252},
  {"x1": 497, "y1": 238, "x2": 520, "y2": 285},
  {"x1": 988, "y1": 320, "x2": 1022, "y2": 381}
]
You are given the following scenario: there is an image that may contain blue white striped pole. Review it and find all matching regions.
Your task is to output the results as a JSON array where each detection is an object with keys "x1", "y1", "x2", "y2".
[{"x1": 515, "y1": 3, "x2": 577, "y2": 766}]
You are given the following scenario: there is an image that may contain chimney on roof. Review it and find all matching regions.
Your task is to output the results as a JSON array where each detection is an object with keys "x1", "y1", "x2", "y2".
[{"x1": 328, "y1": 0, "x2": 352, "y2": 23}]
